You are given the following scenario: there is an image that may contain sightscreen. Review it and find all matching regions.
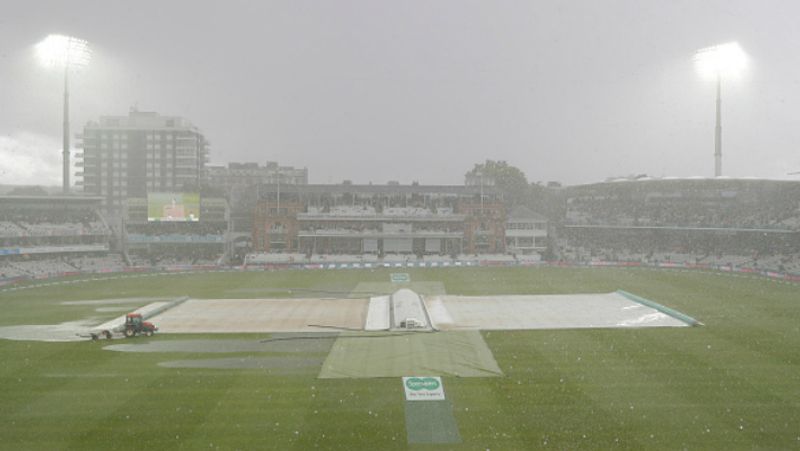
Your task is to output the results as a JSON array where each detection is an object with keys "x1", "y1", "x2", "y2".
[{"x1": 147, "y1": 192, "x2": 200, "y2": 222}]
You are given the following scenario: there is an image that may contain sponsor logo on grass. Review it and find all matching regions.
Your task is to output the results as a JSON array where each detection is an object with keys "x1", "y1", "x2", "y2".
[
  {"x1": 406, "y1": 377, "x2": 440, "y2": 391},
  {"x1": 391, "y1": 273, "x2": 410, "y2": 283},
  {"x1": 403, "y1": 376, "x2": 445, "y2": 401}
]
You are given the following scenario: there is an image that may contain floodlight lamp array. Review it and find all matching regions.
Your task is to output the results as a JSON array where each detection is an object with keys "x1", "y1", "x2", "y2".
[
  {"x1": 694, "y1": 42, "x2": 746, "y2": 80},
  {"x1": 36, "y1": 34, "x2": 91, "y2": 69}
]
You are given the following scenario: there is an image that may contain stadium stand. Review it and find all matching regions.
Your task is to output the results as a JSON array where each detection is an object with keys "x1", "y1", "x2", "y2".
[
  {"x1": 123, "y1": 197, "x2": 228, "y2": 267},
  {"x1": 0, "y1": 221, "x2": 27, "y2": 237},
  {"x1": 558, "y1": 178, "x2": 800, "y2": 275},
  {"x1": 564, "y1": 178, "x2": 800, "y2": 230},
  {"x1": 0, "y1": 196, "x2": 119, "y2": 282},
  {"x1": 2, "y1": 177, "x2": 799, "y2": 284},
  {"x1": 67, "y1": 254, "x2": 126, "y2": 273}
]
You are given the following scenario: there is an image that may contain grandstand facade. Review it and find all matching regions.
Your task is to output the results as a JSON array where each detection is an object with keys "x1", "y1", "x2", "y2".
[
  {"x1": 252, "y1": 184, "x2": 507, "y2": 256},
  {"x1": 506, "y1": 206, "x2": 548, "y2": 255}
]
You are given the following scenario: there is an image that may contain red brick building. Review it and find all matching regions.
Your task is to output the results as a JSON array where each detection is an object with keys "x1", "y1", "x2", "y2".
[{"x1": 252, "y1": 184, "x2": 505, "y2": 255}]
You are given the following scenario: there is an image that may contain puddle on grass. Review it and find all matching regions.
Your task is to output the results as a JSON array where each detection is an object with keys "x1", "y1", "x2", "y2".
[
  {"x1": 45, "y1": 373, "x2": 123, "y2": 378},
  {"x1": 61, "y1": 297, "x2": 170, "y2": 306},
  {"x1": 105, "y1": 336, "x2": 336, "y2": 372},
  {"x1": 0, "y1": 321, "x2": 97, "y2": 342},
  {"x1": 103, "y1": 336, "x2": 337, "y2": 354},
  {"x1": 95, "y1": 307, "x2": 134, "y2": 313},
  {"x1": 225, "y1": 288, "x2": 294, "y2": 294},
  {"x1": 158, "y1": 356, "x2": 325, "y2": 371}
]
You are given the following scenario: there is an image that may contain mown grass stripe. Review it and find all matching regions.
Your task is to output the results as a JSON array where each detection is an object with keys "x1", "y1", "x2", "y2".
[{"x1": 405, "y1": 399, "x2": 461, "y2": 444}]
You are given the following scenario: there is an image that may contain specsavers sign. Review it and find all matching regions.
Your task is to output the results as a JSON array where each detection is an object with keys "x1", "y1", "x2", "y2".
[
  {"x1": 391, "y1": 273, "x2": 410, "y2": 283},
  {"x1": 402, "y1": 376, "x2": 445, "y2": 401}
]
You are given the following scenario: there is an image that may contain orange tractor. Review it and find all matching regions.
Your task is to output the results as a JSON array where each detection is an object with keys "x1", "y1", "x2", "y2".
[
  {"x1": 123, "y1": 313, "x2": 158, "y2": 337},
  {"x1": 88, "y1": 313, "x2": 158, "y2": 340}
]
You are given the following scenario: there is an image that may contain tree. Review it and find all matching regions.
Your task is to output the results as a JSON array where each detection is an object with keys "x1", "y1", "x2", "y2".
[{"x1": 465, "y1": 160, "x2": 530, "y2": 208}]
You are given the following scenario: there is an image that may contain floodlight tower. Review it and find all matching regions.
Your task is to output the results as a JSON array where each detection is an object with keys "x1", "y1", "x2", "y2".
[
  {"x1": 36, "y1": 34, "x2": 91, "y2": 194},
  {"x1": 694, "y1": 42, "x2": 746, "y2": 177}
]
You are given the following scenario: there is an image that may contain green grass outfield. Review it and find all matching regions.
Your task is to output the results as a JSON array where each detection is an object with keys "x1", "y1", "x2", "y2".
[{"x1": 0, "y1": 266, "x2": 798, "y2": 450}]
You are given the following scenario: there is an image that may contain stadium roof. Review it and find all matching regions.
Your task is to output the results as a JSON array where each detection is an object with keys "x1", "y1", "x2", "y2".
[
  {"x1": 256, "y1": 183, "x2": 503, "y2": 196},
  {"x1": 571, "y1": 176, "x2": 800, "y2": 190},
  {"x1": 0, "y1": 195, "x2": 104, "y2": 206}
]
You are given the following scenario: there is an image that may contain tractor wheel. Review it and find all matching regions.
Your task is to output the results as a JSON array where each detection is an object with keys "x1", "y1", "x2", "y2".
[
  {"x1": 144, "y1": 330, "x2": 153, "y2": 337},
  {"x1": 124, "y1": 328, "x2": 135, "y2": 338}
]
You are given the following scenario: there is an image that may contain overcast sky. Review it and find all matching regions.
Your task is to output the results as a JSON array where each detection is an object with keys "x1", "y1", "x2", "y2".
[{"x1": 1, "y1": 0, "x2": 799, "y2": 187}]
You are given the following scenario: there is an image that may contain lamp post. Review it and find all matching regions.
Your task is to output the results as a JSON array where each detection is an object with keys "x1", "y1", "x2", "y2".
[
  {"x1": 36, "y1": 34, "x2": 91, "y2": 194},
  {"x1": 694, "y1": 42, "x2": 746, "y2": 177}
]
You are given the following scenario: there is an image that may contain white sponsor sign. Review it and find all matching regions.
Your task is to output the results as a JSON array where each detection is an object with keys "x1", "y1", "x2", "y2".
[
  {"x1": 391, "y1": 273, "x2": 410, "y2": 283},
  {"x1": 402, "y1": 376, "x2": 445, "y2": 401}
]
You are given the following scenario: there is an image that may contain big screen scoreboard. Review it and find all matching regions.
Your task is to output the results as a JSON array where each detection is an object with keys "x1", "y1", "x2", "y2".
[{"x1": 147, "y1": 192, "x2": 200, "y2": 222}]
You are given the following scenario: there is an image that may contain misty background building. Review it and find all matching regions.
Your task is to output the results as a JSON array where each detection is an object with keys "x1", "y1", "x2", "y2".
[
  {"x1": 76, "y1": 109, "x2": 208, "y2": 213},
  {"x1": 203, "y1": 162, "x2": 308, "y2": 193}
]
